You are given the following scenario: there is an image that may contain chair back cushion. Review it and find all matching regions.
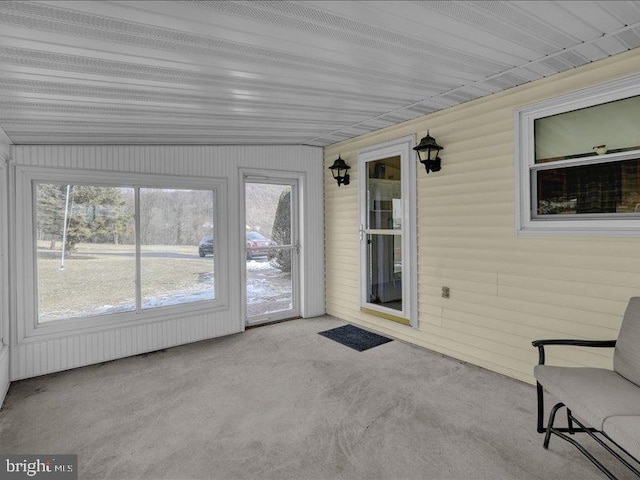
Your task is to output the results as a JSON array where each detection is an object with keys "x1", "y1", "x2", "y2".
[{"x1": 614, "y1": 297, "x2": 640, "y2": 387}]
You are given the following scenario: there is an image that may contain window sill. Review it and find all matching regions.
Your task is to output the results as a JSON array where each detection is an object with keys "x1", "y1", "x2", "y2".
[
  {"x1": 517, "y1": 220, "x2": 640, "y2": 237},
  {"x1": 19, "y1": 301, "x2": 229, "y2": 344}
]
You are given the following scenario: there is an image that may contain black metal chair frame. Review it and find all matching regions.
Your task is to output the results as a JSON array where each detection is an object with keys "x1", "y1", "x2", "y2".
[{"x1": 533, "y1": 339, "x2": 640, "y2": 480}]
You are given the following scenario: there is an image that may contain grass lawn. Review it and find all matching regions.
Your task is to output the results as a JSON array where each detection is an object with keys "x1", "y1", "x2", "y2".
[
  {"x1": 38, "y1": 242, "x2": 214, "y2": 321},
  {"x1": 37, "y1": 241, "x2": 198, "y2": 255},
  {"x1": 37, "y1": 242, "x2": 294, "y2": 322}
]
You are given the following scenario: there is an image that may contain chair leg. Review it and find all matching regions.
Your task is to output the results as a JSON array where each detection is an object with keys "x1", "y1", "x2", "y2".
[
  {"x1": 536, "y1": 382, "x2": 545, "y2": 434},
  {"x1": 567, "y1": 407, "x2": 575, "y2": 435},
  {"x1": 544, "y1": 402, "x2": 564, "y2": 449}
]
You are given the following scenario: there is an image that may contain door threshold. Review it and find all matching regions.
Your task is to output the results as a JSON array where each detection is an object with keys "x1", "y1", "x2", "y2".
[{"x1": 246, "y1": 316, "x2": 301, "y2": 329}]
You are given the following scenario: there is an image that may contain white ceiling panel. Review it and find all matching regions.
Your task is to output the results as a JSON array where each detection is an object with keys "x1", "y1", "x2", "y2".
[{"x1": 0, "y1": 0, "x2": 638, "y2": 146}]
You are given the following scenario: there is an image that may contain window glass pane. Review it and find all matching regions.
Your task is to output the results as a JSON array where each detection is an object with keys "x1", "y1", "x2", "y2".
[
  {"x1": 366, "y1": 234, "x2": 402, "y2": 311},
  {"x1": 140, "y1": 189, "x2": 215, "y2": 309},
  {"x1": 36, "y1": 184, "x2": 135, "y2": 322},
  {"x1": 536, "y1": 159, "x2": 640, "y2": 216},
  {"x1": 535, "y1": 95, "x2": 640, "y2": 163},
  {"x1": 367, "y1": 156, "x2": 401, "y2": 229}
]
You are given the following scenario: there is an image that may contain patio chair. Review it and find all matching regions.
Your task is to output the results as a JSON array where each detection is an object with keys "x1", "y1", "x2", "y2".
[{"x1": 532, "y1": 297, "x2": 640, "y2": 480}]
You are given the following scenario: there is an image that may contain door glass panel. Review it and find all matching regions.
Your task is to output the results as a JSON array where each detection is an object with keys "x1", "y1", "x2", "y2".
[
  {"x1": 366, "y1": 234, "x2": 402, "y2": 311},
  {"x1": 247, "y1": 248, "x2": 292, "y2": 318},
  {"x1": 245, "y1": 182, "x2": 294, "y2": 320},
  {"x1": 367, "y1": 156, "x2": 402, "y2": 230},
  {"x1": 140, "y1": 188, "x2": 215, "y2": 309}
]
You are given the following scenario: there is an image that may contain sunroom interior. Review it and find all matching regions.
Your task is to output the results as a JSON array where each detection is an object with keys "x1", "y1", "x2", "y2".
[{"x1": 1, "y1": 1, "x2": 640, "y2": 479}]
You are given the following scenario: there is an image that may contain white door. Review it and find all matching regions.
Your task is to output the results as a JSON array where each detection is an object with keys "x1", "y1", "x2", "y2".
[
  {"x1": 359, "y1": 136, "x2": 417, "y2": 327},
  {"x1": 244, "y1": 178, "x2": 300, "y2": 326}
]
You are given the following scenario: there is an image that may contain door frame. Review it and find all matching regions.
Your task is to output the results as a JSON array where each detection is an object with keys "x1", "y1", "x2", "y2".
[{"x1": 240, "y1": 169, "x2": 301, "y2": 326}]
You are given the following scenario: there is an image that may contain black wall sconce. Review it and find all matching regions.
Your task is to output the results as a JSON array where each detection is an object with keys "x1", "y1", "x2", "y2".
[
  {"x1": 413, "y1": 131, "x2": 443, "y2": 174},
  {"x1": 328, "y1": 156, "x2": 350, "y2": 187}
]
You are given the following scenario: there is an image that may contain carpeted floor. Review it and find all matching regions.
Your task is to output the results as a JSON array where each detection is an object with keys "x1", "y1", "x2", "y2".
[{"x1": 0, "y1": 316, "x2": 631, "y2": 480}]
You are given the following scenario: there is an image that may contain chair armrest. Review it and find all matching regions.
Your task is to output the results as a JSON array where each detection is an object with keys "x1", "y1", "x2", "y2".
[{"x1": 531, "y1": 339, "x2": 616, "y2": 365}]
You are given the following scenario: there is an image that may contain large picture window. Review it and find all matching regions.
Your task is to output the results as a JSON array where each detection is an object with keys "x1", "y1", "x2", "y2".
[
  {"x1": 32, "y1": 175, "x2": 220, "y2": 325},
  {"x1": 516, "y1": 73, "x2": 640, "y2": 235}
]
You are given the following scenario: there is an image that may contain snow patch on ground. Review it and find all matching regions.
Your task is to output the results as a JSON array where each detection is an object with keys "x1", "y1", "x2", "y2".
[
  {"x1": 40, "y1": 287, "x2": 215, "y2": 321},
  {"x1": 41, "y1": 261, "x2": 291, "y2": 321},
  {"x1": 142, "y1": 289, "x2": 215, "y2": 309},
  {"x1": 246, "y1": 260, "x2": 273, "y2": 271}
]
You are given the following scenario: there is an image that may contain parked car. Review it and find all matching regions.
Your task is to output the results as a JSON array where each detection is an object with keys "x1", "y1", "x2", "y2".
[
  {"x1": 198, "y1": 236, "x2": 214, "y2": 257},
  {"x1": 246, "y1": 231, "x2": 274, "y2": 259}
]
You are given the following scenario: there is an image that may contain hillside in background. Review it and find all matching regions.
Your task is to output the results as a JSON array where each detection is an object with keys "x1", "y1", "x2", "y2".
[{"x1": 245, "y1": 183, "x2": 288, "y2": 239}]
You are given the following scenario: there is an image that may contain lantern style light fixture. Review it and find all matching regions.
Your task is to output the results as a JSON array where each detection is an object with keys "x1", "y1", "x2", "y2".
[
  {"x1": 328, "y1": 155, "x2": 350, "y2": 187},
  {"x1": 413, "y1": 130, "x2": 443, "y2": 174}
]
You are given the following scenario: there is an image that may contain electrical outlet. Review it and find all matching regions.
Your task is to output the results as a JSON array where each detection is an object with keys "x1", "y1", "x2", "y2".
[{"x1": 442, "y1": 286, "x2": 450, "y2": 298}]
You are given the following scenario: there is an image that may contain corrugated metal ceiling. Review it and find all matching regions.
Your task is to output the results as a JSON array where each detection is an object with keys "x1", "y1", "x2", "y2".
[{"x1": 0, "y1": 0, "x2": 639, "y2": 146}]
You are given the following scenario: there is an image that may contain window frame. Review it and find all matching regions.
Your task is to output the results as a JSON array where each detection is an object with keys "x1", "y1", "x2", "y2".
[
  {"x1": 515, "y1": 72, "x2": 640, "y2": 236},
  {"x1": 358, "y1": 135, "x2": 418, "y2": 327},
  {"x1": 15, "y1": 166, "x2": 228, "y2": 342}
]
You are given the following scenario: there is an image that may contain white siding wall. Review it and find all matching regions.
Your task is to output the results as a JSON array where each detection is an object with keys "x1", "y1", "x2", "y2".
[
  {"x1": 0, "y1": 136, "x2": 10, "y2": 403},
  {"x1": 10, "y1": 145, "x2": 324, "y2": 380},
  {"x1": 324, "y1": 48, "x2": 640, "y2": 385}
]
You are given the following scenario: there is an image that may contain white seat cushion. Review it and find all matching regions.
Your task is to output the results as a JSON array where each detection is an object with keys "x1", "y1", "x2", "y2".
[
  {"x1": 602, "y1": 416, "x2": 640, "y2": 460},
  {"x1": 534, "y1": 365, "x2": 640, "y2": 430}
]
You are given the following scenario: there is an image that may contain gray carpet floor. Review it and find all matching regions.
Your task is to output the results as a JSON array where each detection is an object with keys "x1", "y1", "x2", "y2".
[{"x1": 0, "y1": 316, "x2": 632, "y2": 480}]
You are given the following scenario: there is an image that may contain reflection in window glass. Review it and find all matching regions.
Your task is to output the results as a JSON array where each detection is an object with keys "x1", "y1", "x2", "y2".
[
  {"x1": 535, "y1": 95, "x2": 640, "y2": 163},
  {"x1": 536, "y1": 159, "x2": 640, "y2": 216},
  {"x1": 36, "y1": 184, "x2": 136, "y2": 322},
  {"x1": 140, "y1": 189, "x2": 215, "y2": 309}
]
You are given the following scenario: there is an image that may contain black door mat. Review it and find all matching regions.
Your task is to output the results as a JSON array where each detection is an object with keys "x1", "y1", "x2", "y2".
[{"x1": 318, "y1": 324, "x2": 393, "y2": 352}]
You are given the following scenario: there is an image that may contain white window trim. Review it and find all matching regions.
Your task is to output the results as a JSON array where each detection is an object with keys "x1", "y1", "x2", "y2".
[
  {"x1": 14, "y1": 166, "x2": 228, "y2": 343},
  {"x1": 515, "y1": 72, "x2": 640, "y2": 236},
  {"x1": 0, "y1": 158, "x2": 8, "y2": 348},
  {"x1": 358, "y1": 135, "x2": 418, "y2": 327}
]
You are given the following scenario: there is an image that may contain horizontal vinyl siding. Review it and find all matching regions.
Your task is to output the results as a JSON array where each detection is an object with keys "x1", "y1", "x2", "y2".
[
  {"x1": 324, "y1": 47, "x2": 640, "y2": 385},
  {"x1": 10, "y1": 145, "x2": 324, "y2": 380}
]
